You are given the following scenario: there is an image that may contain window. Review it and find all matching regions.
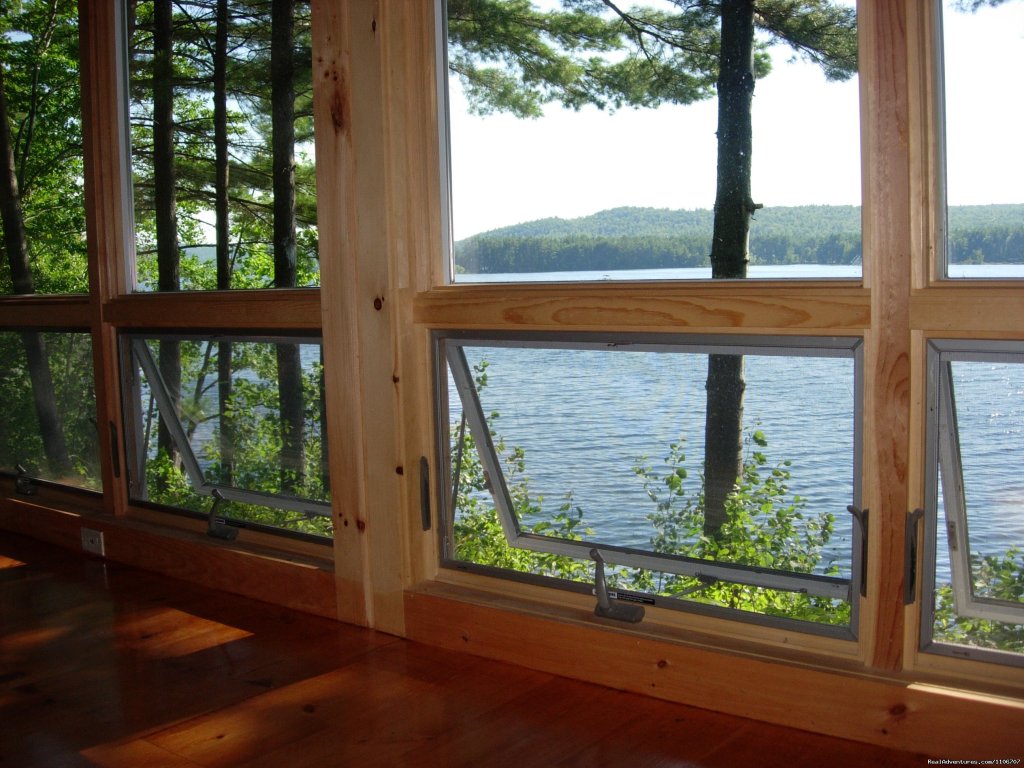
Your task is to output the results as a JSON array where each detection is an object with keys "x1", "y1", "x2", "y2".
[
  {"x1": 127, "y1": 0, "x2": 318, "y2": 290},
  {"x1": 108, "y1": 0, "x2": 331, "y2": 544},
  {"x1": 923, "y1": 340, "x2": 1024, "y2": 663},
  {"x1": 442, "y1": 0, "x2": 861, "y2": 283},
  {"x1": 0, "y1": 329, "x2": 99, "y2": 492},
  {"x1": 0, "y1": 0, "x2": 88, "y2": 295},
  {"x1": 0, "y1": 0, "x2": 98, "y2": 495},
  {"x1": 122, "y1": 333, "x2": 331, "y2": 538},
  {"x1": 438, "y1": 331, "x2": 862, "y2": 634},
  {"x1": 941, "y1": 0, "x2": 1024, "y2": 279}
]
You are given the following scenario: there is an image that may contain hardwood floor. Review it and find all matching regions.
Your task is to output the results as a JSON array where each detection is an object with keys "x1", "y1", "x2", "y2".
[{"x1": 1, "y1": 533, "x2": 928, "y2": 767}]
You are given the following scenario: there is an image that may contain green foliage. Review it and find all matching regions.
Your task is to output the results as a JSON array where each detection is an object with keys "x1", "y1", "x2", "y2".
[
  {"x1": 137, "y1": 338, "x2": 331, "y2": 538},
  {"x1": 632, "y1": 430, "x2": 848, "y2": 623},
  {"x1": 450, "y1": 360, "x2": 848, "y2": 625},
  {"x1": 455, "y1": 204, "x2": 1024, "y2": 273},
  {"x1": 128, "y1": 0, "x2": 319, "y2": 291},
  {"x1": 0, "y1": 0, "x2": 88, "y2": 295},
  {"x1": 447, "y1": 0, "x2": 718, "y2": 117},
  {"x1": 0, "y1": 331, "x2": 99, "y2": 488},
  {"x1": 451, "y1": 361, "x2": 592, "y2": 580},
  {"x1": 447, "y1": 0, "x2": 858, "y2": 118},
  {"x1": 933, "y1": 547, "x2": 1024, "y2": 652}
]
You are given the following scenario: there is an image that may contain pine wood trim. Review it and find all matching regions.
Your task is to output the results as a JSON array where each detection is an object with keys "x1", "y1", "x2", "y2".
[
  {"x1": 311, "y1": 0, "x2": 372, "y2": 628},
  {"x1": 859, "y1": 0, "x2": 913, "y2": 673},
  {"x1": 433, "y1": 567, "x2": 862, "y2": 661},
  {"x1": 103, "y1": 290, "x2": 323, "y2": 330},
  {"x1": 414, "y1": 283, "x2": 870, "y2": 333},
  {"x1": 79, "y1": 0, "x2": 132, "y2": 517},
  {"x1": 0, "y1": 499, "x2": 338, "y2": 618},
  {"x1": 0, "y1": 296, "x2": 91, "y2": 328},
  {"x1": 911, "y1": 290, "x2": 1024, "y2": 335},
  {"x1": 312, "y1": 0, "x2": 414, "y2": 632},
  {"x1": 907, "y1": 0, "x2": 945, "y2": 291},
  {"x1": 404, "y1": 584, "x2": 1024, "y2": 757},
  {"x1": 381, "y1": 1, "x2": 445, "y2": 587}
]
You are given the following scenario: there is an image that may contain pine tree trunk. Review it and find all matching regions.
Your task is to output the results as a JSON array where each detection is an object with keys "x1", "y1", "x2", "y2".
[
  {"x1": 0, "y1": 64, "x2": 72, "y2": 478},
  {"x1": 214, "y1": 0, "x2": 234, "y2": 485},
  {"x1": 271, "y1": 0, "x2": 305, "y2": 494},
  {"x1": 214, "y1": 0, "x2": 230, "y2": 288},
  {"x1": 153, "y1": 0, "x2": 181, "y2": 473},
  {"x1": 704, "y1": 0, "x2": 756, "y2": 536}
]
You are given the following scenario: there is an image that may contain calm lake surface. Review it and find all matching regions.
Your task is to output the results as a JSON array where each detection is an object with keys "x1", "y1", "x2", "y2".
[{"x1": 446, "y1": 265, "x2": 1024, "y2": 581}]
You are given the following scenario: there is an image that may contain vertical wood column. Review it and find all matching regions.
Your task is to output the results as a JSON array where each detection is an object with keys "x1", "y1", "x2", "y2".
[
  {"x1": 313, "y1": 0, "x2": 408, "y2": 631},
  {"x1": 79, "y1": 0, "x2": 134, "y2": 517},
  {"x1": 860, "y1": 0, "x2": 913, "y2": 672},
  {"x1": 379, "y1": 1, "x2": 445, "y2": 586}
]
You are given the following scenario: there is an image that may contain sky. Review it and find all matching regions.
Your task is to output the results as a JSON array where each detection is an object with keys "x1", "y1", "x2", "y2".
[{"x1": 445, "y1": 1, "x2": 1024, "y2": 241}]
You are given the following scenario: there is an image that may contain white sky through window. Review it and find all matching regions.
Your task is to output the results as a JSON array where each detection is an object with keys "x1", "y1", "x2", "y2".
[{"x1": 447, "y1": 1, "x2": 1023, "y2": 241}]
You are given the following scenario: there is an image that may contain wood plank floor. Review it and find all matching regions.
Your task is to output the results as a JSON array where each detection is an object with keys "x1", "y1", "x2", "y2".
[{"x1": 0, "y1": 533, "x2": 929, "y2": 768}]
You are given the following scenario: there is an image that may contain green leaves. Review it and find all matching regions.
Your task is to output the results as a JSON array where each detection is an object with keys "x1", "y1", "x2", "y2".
[
  {"x1": 755, "y1": 0, "x2": 858, "y2": 81},
  {"x1": 933, "y1": 547, "x2": 1024, "y2": 652},
  {"x1": 448, "y1": 0, "x2": 718, "y2": 116},
  {"x1": 451, "y1": 369, "x2": 848, "y2": 625},
  {"x1": 0, "y1": 0, "x2": 87, "y2": 295},
  {"x1": 448, "y1": 0, "x2": 858, "y2": 117}
]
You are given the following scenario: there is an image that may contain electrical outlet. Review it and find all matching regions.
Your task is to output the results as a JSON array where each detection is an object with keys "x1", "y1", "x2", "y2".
[{"x1": 81, "y1": 528, "x2": 105, "y2": 557}]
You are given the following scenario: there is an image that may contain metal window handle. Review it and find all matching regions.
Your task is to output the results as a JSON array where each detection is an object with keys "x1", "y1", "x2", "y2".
[
  {"x1": 848, "y1": 505, "x2": 869, "y2": 598},
  {"x1": 904, "y1": 508, "x2": 924, "y2": 605},
  {"x1": 207, "y1": 488, "x2": 238, "y2": 541},
  {"x1": 590, "y1": 548, "x2": 644, "y2": 623},
  {"x1": 15, "y1": 464, "x2": 37, "y2": 496}
]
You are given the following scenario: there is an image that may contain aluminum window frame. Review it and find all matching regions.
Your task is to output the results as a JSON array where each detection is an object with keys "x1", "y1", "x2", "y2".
[
  {"x1": 922, "y1": 340, "x2": 1024, "y2": 661},
  {"x1": 435, "y1": 330, "x2": 864, "y2": 632},
  {"x1": 120, "y1": 332, "x2": 332, "y2": 520}
]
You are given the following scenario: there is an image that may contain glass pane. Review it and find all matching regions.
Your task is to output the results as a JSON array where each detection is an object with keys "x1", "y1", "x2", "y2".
[
  {"x1": 0, "y1": 0, "x2": 88, "y2": 295},
  {"x1": 127, "y1": 0, "x2": 318, "y2": 291},
  {"x1": 124, "y1": 335, "x2": 332, "y2": 538},
  {"x1": 444, "y1": 338, "x2": 858, "y2": 628},
  {"x1": 943, "y1": 1, "x2": 1024, "y2": 278},
  {"x1": 932, "y1": 357, "x2": 1024, "y2": 654},
  {"x1": 445, "y1": 1, "x2": 861, "y2": 283},
  {"x1": 0, "y1": 331, "x2": 99, "y2": 490}
]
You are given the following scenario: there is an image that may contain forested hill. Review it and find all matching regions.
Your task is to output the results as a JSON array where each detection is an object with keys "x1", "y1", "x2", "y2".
[{"x1": 454, "y1": 204, "x2": 1024, "y2": 274}]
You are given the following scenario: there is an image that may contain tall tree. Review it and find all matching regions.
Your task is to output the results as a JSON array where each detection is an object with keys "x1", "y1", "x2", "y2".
[
  {"x1": 214, "y1": 0, "x2": 235, "y2": 484},
  {"x1": 0, "y1": 62, "x2": 72, "y2": 477},
  {"x1": 448, "y1": 0, "x2": 857, "y2": 534},
  {"x1": 152, "y1": 0, "x2": 182, "y2": 472},
  {"x1": 701, "y1": 0, "x2": 757, "y2": 535},
  {"x1": 271, "y1": 0, "x2": 305, "y2": 494}
]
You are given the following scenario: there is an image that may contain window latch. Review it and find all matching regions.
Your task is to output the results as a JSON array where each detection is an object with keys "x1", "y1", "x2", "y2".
[
  {"x1": 904, "y1": 508, "x2": 924, "y2": 605},
  {"x1": 207, "y1": 489, "x2": 238, "y2": 541},
  {"x1": 590, "y1": 548, "x2": 644, "y2": 623},
  {"x1": 15, "y1": 464, "x2": 37, "y2": 496},
  {"x1": 848, "y1": 505, "x2": 869, "y2": 597}
]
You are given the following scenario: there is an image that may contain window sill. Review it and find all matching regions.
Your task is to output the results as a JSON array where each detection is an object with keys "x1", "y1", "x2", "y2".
[
  {"x1": 0, "y1": 495, "x2": 338, "y2": 619},
  {"x1": 414, "y1": 282, "x2": 870, "y2": 333},
  {"x1": 403, "y1": 579, "x2": 1024, "y2": 756}
]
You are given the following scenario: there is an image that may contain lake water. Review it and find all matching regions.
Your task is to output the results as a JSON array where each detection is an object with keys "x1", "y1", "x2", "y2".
[
  {"x1": 449, "y1": 342, "x2": 859, "y2": 576},
  {"x1": 444, "y1": 265, "x2": 1024, "y2": 582},
  {"x1": 455, "y1": 263, "x2": 1024, "y2": 282}
]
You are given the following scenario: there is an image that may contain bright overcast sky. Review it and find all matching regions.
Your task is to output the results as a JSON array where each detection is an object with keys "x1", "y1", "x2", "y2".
[{"x1": 445, "y1": 1, "x2": 1024, "y2": 241}]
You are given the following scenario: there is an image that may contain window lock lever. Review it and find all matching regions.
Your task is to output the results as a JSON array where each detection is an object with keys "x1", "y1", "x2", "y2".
[
  {"x1": 15, "y1": 464, "x2": 37, "y2": 496},
  {"x1": 207, "y1": 489, "x2": 238, "y2": 541},
  {"x1": 590, "y1": 548, "x2": 644, "y2": 623}
]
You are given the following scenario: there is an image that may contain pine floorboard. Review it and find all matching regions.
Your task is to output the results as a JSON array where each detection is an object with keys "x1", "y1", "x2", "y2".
[{"x1": 0, "y1": 532, "x2": 929, "y2": 767}]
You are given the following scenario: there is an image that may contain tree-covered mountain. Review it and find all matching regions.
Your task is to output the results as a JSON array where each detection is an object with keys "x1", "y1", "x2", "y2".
[{"x1": 454, "y1": 204, "x2": 1024, "y2": 273}]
